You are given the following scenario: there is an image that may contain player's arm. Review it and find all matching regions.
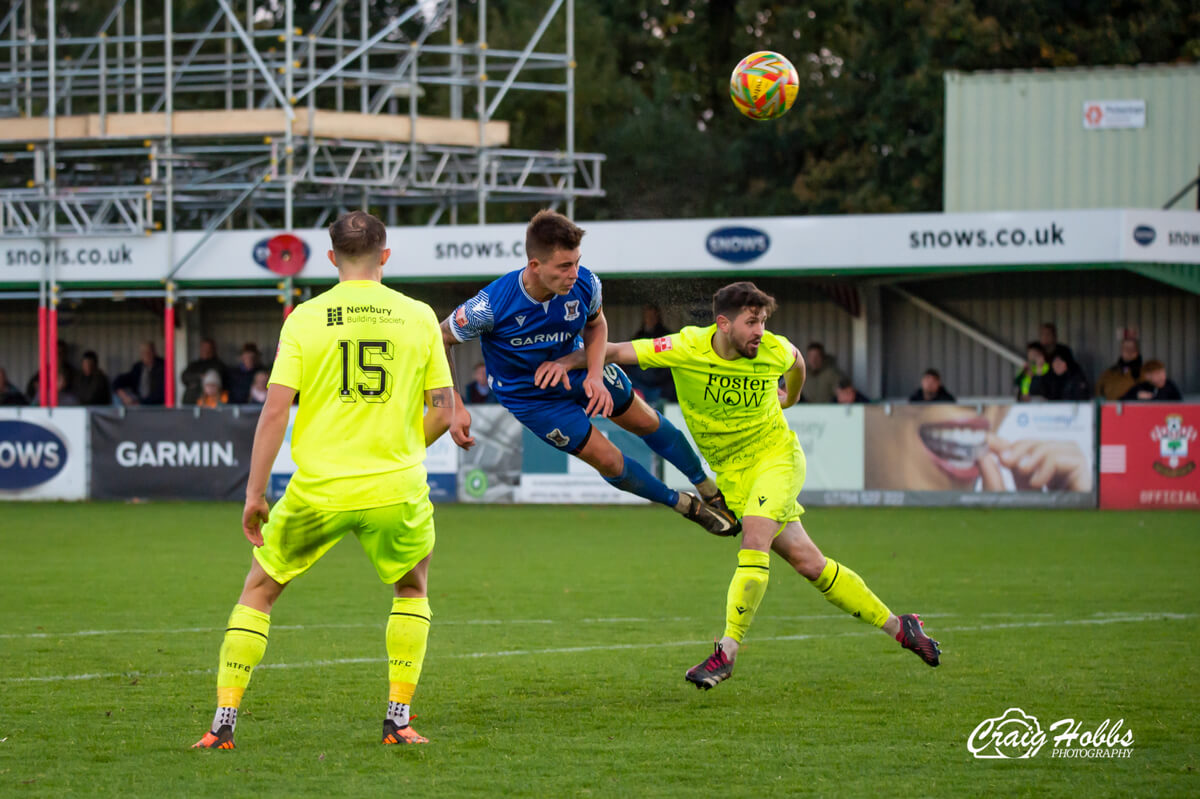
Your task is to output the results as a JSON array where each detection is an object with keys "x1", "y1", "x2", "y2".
[
  {"x1": 439, "y1": 312, "x2": 476, "y2": 450},
  {"x1": 579, "y1": 308, "x2": 614, "y2": 417},
  {"x1": 534, "y1": 341, "x2": 638, "y2": 389},
  {"x1": 423, "y1": 386, "x2": 454, "y2": 446},
  {"x1": 780, "y1": 345, "x2": 805, "y2": 408},
  {"x1": 242, "y1": 382, "x2": 297, "y2": 547}
]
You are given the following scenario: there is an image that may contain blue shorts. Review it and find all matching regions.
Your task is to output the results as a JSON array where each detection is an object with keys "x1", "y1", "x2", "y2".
[{"x1": 502, "y1": 364, "x2": 636, "y2": 454}]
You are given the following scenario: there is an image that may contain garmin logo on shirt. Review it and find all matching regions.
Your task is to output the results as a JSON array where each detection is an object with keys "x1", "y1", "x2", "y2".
[
  {"x1": 703, "y1": 373, "x2": 772, "y2": 407},
  {"x1": 509, "y1": 332, "x2": 573, "y2": 347}
]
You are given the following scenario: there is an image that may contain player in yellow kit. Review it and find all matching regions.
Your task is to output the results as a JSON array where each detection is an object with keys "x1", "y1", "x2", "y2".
[
  {"x1": 192, "y1": 211, "x2": 455, "y2": 749},
  {"x1": 537, "y1": 281, "x2": 940, "y2": 689}
]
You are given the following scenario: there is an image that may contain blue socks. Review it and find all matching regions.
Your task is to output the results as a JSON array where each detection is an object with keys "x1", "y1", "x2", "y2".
[
  {"x1": 604, "y1": 457, "x2": 679, "y2": 507},
  {"x1": 640, "y1": 411, "x2": 706, "y2": 485}
]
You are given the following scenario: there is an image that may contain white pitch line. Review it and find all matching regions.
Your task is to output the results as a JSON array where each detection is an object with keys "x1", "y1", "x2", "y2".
[
  {"x1": 0, "y1": 613, "x2": 934, "y2": 641},
  {"x1": 1, "y1": 612, "x2": 1190, "y2": 685}
]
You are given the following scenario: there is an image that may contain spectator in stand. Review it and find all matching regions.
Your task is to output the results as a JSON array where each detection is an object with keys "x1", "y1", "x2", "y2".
[
  {"x1": 909, "y1": 368, "x2": 956, "y2": 403},
  {"x1": 1039, "y1": 323, "x2": 1075, "y2": 367},
  {"x1": 247, "y1": 369, "x2": 270, "y2": 404},
  {"x1": 800, "y1": 342, "x2": 844, "y2": 403},
  {"x1": 1043, "y1": 354, "x2": 1091, "y2": 401},
  {"x1": 74, "y1": 350, "x2": 111, "y2": 406},
  {"x1": 51, "y1": 370, "x2": 81, "y2": 406},
  {"x1": 464, "y1": 362, "x2": 497, "y2": 404},
  {"x1": 1014, "y1": 342, "x2": 1050, "y2": 402},
  {"x1": 0, "y1": 367, "x2": 28, "y2": 406},
  {"x1": 26, "y1": 340, "x2": 74, "y2": 402},
  {"x1": 227, "y1": 342, "x2": 263, "y2": 404},
  {"x1": 627, "y1": 303, "x2": 675, "y2": 404},
  {"x1": 1095, "y1": 338, "x2": 1143, "y2": 400},
  {"x1": 181, "y1": 337, "x2": 228, "y2": 405},
  {"x1": 113, "y1": 341, "x2": 166, "y2": 406},
  {"x1": 196, "y1": 369, "x2": 230, "y2": 408},
  {"x1": 1121, "y1": 360, "x2": 1183, "y2": 401},
  {"x1": 835, "y1": 376, "x2": 870, "y2": 404}
]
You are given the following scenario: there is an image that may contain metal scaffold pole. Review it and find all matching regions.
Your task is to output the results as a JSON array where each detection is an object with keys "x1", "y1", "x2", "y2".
[
  {"x1": 163, "y1": 0, "x2": 177, "y2": 407},
  {"x1": 46, "y1": 0, "x2": 59, "y2": 408}
]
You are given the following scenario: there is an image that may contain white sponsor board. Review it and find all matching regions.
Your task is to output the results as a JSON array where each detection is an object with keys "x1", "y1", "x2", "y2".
[
  {"x1": 3, "y1": 208, "x2": 1197, "y2": 286},
  {"x1": 1120, "y1": 209, "x2": 1200, "y2": 263},
  {"x1": 1082, "y1": 99, "x2": 1146, "y2": 130},
  {"x1": 0, "y1": 408, "x2": 88, "y2": 501},
  {"x1": 663, "y1": 403, "x2": 865, "y2": 494}
]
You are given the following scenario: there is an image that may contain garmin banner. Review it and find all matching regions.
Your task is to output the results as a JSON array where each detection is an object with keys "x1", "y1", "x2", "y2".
[
  {"x1": 90, "y1": 408, "x2": 257, "y2": 501},
  {"x1": 3, "y1": 209, "x2": 1197, "y2": 286},
  {"x1": 0, "y1": 408, "x2": 88, "y2": 501}
]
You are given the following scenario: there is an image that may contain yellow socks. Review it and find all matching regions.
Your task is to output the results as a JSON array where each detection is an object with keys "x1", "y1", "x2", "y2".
[
  {"x1": 809, "y1": 557, "x2": 891, "y2": 628},
  {"x1": 722, "y1": 549, "x2": 771, "y2": 644},
  {"x1": 213, "y1": 604, "x2": 270, "y2": 732},
  {"x1": 386, "y1": 596, "x2": 431, "y2": 727}
]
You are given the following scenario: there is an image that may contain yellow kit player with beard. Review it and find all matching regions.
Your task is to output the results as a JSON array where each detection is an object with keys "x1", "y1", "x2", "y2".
[{"x1": 540, "y1": 281, "x2": 942, "y2": 690}]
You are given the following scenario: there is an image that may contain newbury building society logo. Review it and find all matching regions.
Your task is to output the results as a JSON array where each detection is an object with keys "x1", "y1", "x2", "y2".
[{"x1": 968, "y1": 708, "x2": 1134, "y2": 760}]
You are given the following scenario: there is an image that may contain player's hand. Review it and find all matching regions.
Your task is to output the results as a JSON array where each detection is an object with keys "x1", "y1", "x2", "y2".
[
  {"x1": 450, "y1": 406, "x2": 476, "y2": 450},
  {"x1": 984, "y1": 434, "x2": 1093, "y2": 492},
  {"x1": 242, "y1": 495, "x2": 270, "y2": 547},
  {"x1": 582, "y1": 373, "x2": 613, "y2": 418},
  {"x1": 535, "y1": 360, "x2": 571, "y2": 391}
]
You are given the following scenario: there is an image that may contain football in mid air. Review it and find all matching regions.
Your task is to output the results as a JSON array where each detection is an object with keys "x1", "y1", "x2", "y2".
[{"x1": 729, "y1": 51, "x2": 799, "y2": 121}]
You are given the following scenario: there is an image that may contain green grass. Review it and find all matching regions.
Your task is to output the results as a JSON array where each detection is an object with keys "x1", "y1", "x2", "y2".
[{"x1": 1, "y1": 504, "x2": 1198, "y2": 798}]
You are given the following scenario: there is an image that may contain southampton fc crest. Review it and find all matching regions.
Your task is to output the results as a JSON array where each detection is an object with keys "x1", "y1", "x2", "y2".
[
  {"x1": 1151, "y1": 414, "x2": 1197, "y2": 478},
  {"x1": 563, "y1": 300, "x2": 581, "y2": 321}
]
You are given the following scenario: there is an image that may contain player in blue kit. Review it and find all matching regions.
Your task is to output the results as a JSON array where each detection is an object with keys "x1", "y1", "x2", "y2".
[{"x1": 441, "y1": 210, "x2": 737, "y2": 535}]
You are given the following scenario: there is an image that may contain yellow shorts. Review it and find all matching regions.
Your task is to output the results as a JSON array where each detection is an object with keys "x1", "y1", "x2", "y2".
[
  {"x1": 253, "y1": 488, "x2": 435, "y2": 585},
  {"x1": 716, "y1": 437, "x2": 806, "y2": 525}
]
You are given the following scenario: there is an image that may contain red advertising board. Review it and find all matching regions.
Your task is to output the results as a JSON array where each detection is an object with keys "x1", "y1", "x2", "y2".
[{"x1": 1099, "y1": 403, "x2": 1200, "y2": 509}]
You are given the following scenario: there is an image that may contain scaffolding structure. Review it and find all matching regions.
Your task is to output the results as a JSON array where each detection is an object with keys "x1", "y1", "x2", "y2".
[
  {"x1": 1, "y1": 0, "x2": 601, "y2": 237},
  {"x1": 0, "y1": 0, "x2": 602, "y2": 406}
]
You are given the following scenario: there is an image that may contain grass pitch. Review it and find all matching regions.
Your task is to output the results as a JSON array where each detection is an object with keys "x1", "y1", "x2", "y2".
[{"x1": 1, "y1": 503, "x2": 1198, "y2": 797}]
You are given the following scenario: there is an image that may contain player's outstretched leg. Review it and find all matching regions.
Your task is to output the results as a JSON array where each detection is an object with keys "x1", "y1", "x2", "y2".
[
  {"x1": 613, "y1": 399, "x2": 739, "y2": 533},
  {"x1": 578, "y1": 430, "x2": 737, "y2": 536},
  {"x1": 772, "y1": 521, "x2": 941, "y2": 667},
  {"x1": 192, "y1": 603, "x2": 271, "y2": 750}
]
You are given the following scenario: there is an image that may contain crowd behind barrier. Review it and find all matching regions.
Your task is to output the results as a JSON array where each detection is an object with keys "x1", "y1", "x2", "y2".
[{"x1": 2, "y1": 400, "x2": 1195, "y2": 510}]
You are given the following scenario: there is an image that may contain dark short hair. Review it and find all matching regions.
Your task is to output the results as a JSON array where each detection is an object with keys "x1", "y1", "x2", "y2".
[
  {"x1": 923, "y1": 368, "x2": 941, "y2": 380},
  {"x1": 1041, "y1": 322, "x2": 1057, "y2": 334},
  {"x1": 242, "y1": 342, "x2": 259, "y2": 354},
  {"x1": 328, "y1": 210, "x2": 387, "y2": 259},
  {"x1": 806, "y1": 342, "x2": 825, "y2": 353},
  {"x1": 1026, "y1": 342, "x2": 1047, "y2": 356},
  {"x1": 836, "y1": 376, "x2": 854, "y2": 390},
  {"x1": 82, "y1": 350, "x2": 98, "y2": 362},
  {"x1": 712, "y1": 281, "x2": 778, "y2": 320},
  {"x1": 525, "y1": 209, "x2": 585, "y2": 263}
]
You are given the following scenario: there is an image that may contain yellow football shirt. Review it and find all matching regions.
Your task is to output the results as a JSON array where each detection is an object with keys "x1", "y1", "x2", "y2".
[
  {"x1": 631, "y1": 324, "x2": 797, "y2": 472},
  {"x1": 269, "y1": 280, "x2": 453, "y2": 511}
]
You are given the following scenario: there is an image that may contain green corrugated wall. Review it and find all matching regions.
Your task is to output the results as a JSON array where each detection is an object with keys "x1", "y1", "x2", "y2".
[{"x1": 944, "y1": 65, "x2": 1200, "y2": 212}]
